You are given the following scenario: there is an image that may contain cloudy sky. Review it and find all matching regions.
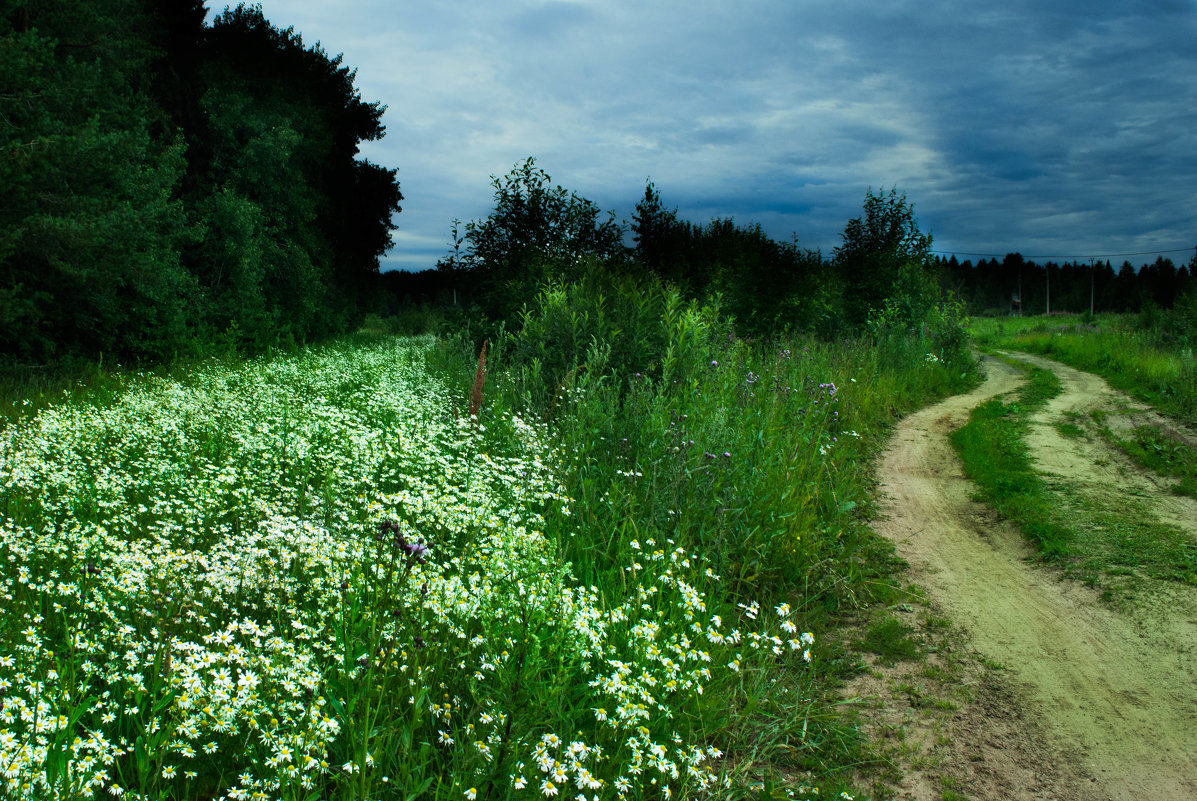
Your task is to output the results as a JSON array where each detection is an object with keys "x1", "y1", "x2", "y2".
[{"x1": 245, "y1": 0, "x2": 1197, "y2": 272}]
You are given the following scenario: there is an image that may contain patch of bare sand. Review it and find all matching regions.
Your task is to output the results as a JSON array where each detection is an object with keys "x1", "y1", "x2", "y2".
[
  {"x1": 844, "y1": 598, "x2": 1083, "y2": 801},
  {"x1": 862, "y1": 353, "x2": 1197, "y2": 801}
]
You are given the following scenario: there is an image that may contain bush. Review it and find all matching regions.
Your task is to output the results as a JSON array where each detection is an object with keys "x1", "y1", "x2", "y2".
[
  {"x1": 496, "y1": 259, "x2": 726, "y2": 412},
  {"x1": 866, "y1": 264, "x2": 975, "y2": 377}
]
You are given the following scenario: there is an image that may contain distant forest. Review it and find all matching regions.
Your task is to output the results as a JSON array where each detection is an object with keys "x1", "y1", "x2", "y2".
[
  {"x1": 388, "y1": 238, "x2": 1197, "y2": 324},
  {"x1": 385, "y1": 165, "x2": 1195, "y2": 332},
  {"x1": 3, "y1": 2, "x2": 1194, "y2": 367},
  {"x1": 935, "y1": 252, "x2": 1194, "y2": 317}
]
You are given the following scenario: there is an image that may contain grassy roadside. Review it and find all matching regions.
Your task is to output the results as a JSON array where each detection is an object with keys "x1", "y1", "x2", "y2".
[
  {"x1": 1092, "y1": 419, "x2": 1197, "y2": 499},
  {"x1": 421, "y1": 275, "x2": 982, "y2": 798},
  {"x1": 1, "y1": 304, "x2": 980, "y2": 801},
  {"x1": 447, "y1": 349, "x2": 977, "y2": 796}
]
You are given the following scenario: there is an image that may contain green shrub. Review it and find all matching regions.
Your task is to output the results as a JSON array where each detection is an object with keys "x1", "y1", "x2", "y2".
[{"x1": 496, "y1": 259, "x2": 726, "y2": 412}]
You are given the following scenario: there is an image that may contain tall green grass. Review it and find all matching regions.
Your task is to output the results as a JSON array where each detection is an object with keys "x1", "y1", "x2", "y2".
[
  {"x1": 2, "y1": 265, "x2": 979, "y2": 799},
  {"x1": 430, "y1": 268, "x2": 980, "y2": 790},
  {"x1": 450, "y1": 272, "x2": 978, "y2": 609},
  {"x1": 7, "y1": 337, "x2": 809, "y2": 801}
]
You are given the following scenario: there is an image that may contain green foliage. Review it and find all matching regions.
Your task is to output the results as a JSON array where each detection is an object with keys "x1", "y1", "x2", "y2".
[
  {"x1": 951, "y1": 393, "x2": 1073, "y2": 558},
  {"x1": 704, "y1": 221, "x2": 829, "y2": 339},
  {"x1": 467, "y1": 265, "x2": 978, "y2": 607},
  {"x1": 854, "y1": 617, "x2": 921, "y2": 665},
  {"x1": 0, "y1": 0, "x2": 402, "y2": 364},
  {"x1": 867, "y1": 267, "x2": 975, "y2": 380},
  {"x1": 0, "y1": 0, "x2": 198, "y2": 361},
  {"x1": 2, "y1": 335, "x2": 857, "y2": 800},
  {"x1": 1105, "y1": 425, "x2": 1197, "y2": 499},
  {"x1": 952, "y1": 361, "x2": 1197, "y2": 587},
  {"x1": 630, "y1": 182, "x2": 832, "y2": 337},
  {"x1": 834, "y1": 188, "x2": 933, "y2": 330},
  {"x1": 1142, "y1": 280, "x2": 1197, "y2": 348},
  {"x1": 1057, "y1": 421, "x2": 1085, "y2": 439},
  {"x1": 186, "y1": 3, "x2": 401, "y2": 348},
  {"x1": 450, "y1": 158, "x2": 625, "y2": 325},
  {"x1": 941, "y1": 252, "x2": 1192, "y2": 318},
  {"x1": 497, "y1": 260, "x2": 726, "y2": 410},
  {"x1": 971, "y1": 313, "x2": 1197, "y2": 424},
  {"x1": 629, "y1": 181, "x2": 681, "y2": 280},
  {"x1": 446, "y1": 175, "x2": 960, "y2": 351},
  {"x1": 424, "y1": 270, "x2": 979, "y2": 790},
  {"x1": 1015, "y1": 363, "x2": 1063, "y2": 409}
]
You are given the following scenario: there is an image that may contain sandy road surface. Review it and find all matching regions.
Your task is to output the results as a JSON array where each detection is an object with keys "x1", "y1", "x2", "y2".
[{"x1": 870, "y1": 353, "x2": 1197, "y2": 801}]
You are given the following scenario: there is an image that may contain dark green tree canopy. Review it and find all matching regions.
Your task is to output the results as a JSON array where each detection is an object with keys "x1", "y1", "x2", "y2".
[
  {"x1": 0, "y1": 0, "x2": 402, "y2": 362},
  {"x1": 464, "y1": 158, "x2": 624, "y2": 271},
  {"x1": 631, "y1": 181, "x2": 680, "y2": 276},
  {"x1": 453, "y1": 158, "x2": 624, "y2": 322},
  {"x1": 834, "y1": 188, "x2": 933, "y2": 329},
  {"x1": 1, "y1": 0, "x2": 196, "y2": 360}
]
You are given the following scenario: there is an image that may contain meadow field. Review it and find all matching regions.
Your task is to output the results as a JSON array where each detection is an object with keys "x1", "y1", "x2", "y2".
[{"x1": 0, "y1": 306, "x2": 974, "y2": 801}]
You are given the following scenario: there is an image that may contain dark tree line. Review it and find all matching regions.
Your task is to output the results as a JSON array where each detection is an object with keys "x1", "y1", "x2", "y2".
[
  {"x1": 428, "y1": 165, "x2": 837, "y2": 340},
  {"x1": 1, "y1": 0, "x2": 401, "y2": 363},
  {"x1": 389, "y1": 170, "x2": 940, "y2": 341},
  {"x1": 390, "y1": 160, "x2": 1196, "y2": 339},
  {"x1": 937, "y1": 252, "x2": 1195, "y2": 316},
  {"x1": 629, "y1": 181, "x2": 830, "y2": 337}
]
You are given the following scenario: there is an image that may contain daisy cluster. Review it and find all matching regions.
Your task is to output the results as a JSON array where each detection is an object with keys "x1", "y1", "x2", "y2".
[{"x1": 0, "y1": 337, "x2": 812, "y2": 800}]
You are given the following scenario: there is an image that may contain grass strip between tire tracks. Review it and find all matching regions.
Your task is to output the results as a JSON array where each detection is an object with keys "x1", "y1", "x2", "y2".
[
  {"x1": 952, "y1": 356, "x2": 1197, "y2": 591},
  {"x1": 950, "y1": 362, "x2": 1072, "y2": 558}
]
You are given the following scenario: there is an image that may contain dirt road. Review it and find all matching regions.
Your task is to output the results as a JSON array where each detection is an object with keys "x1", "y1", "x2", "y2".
[{"x1": 868, "y1": 352, "x2": 1197, "y2": 800}]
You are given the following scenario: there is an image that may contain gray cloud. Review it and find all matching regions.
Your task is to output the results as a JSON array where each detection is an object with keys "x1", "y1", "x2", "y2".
[{"x1": 257, "y1": 0, "x2": 1197, "y2": 270}]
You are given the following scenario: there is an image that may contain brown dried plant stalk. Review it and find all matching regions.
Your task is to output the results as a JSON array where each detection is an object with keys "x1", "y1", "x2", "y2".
[{"x1": 468, "y1": 339, "x2": 488, "y2": 418}]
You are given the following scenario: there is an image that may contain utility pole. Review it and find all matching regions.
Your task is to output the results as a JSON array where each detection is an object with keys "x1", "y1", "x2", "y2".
[
  {"x1": 1090, "y1": 258, "x2": 1095, "y2": 318},
  {"x1": 1046, "y1": 263, "x2": 1051, "y2": 315}
]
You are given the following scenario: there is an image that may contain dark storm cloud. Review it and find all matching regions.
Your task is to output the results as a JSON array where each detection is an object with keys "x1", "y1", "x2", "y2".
[{"x1": 257, "y1": 0, "x2": 1197, "y2": 270}]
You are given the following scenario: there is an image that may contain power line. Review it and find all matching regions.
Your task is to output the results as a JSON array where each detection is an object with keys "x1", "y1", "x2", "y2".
[{"x1": 933, "y1": 246, "x2": 1194, "y2": 262}]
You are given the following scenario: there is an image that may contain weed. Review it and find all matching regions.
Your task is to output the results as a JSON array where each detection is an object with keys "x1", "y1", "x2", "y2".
[
  {"x1": 1057, "y1": 422, "x2": 1085, "y2": 439},
  {"x1": 1101, "y1": 424, "x2": 1197, "y2": 499},
  {"x1": 940, "y1": 774, "x2": 971, "y2": 801},
  {"x1": 855, "y1": 617, "x2": 921, "y2": 665}
]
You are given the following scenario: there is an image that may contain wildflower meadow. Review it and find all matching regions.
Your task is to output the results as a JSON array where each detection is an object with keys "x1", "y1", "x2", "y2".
[{"x1": 0, "y1": 337, "x2": 835, "y2": 801}]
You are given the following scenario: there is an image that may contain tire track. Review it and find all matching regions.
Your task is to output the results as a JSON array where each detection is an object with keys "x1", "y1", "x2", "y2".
[{"x1": 871, "y1": 353, "x2": 1197, "y2": 801}]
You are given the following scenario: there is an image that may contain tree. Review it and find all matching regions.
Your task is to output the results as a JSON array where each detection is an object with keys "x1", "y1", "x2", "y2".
[
  {"x1": 0, "y1": 0, "x2": 402, "y2": 360},
  {"x1": 631, "y1": 181, "x2": 682, "y2": 281},
  {"x1": 833, "y1": 188, "x2": 932, "y2": 329},
  {"x1": 458, "y1": 158, "x2": 624, "y2": 322},
  {"x1": 194, "y1": 3, "x2": 401, "y2": 343},
  {"x1": 0, "y1": 0, "x2": 196, "y2": 361}
]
